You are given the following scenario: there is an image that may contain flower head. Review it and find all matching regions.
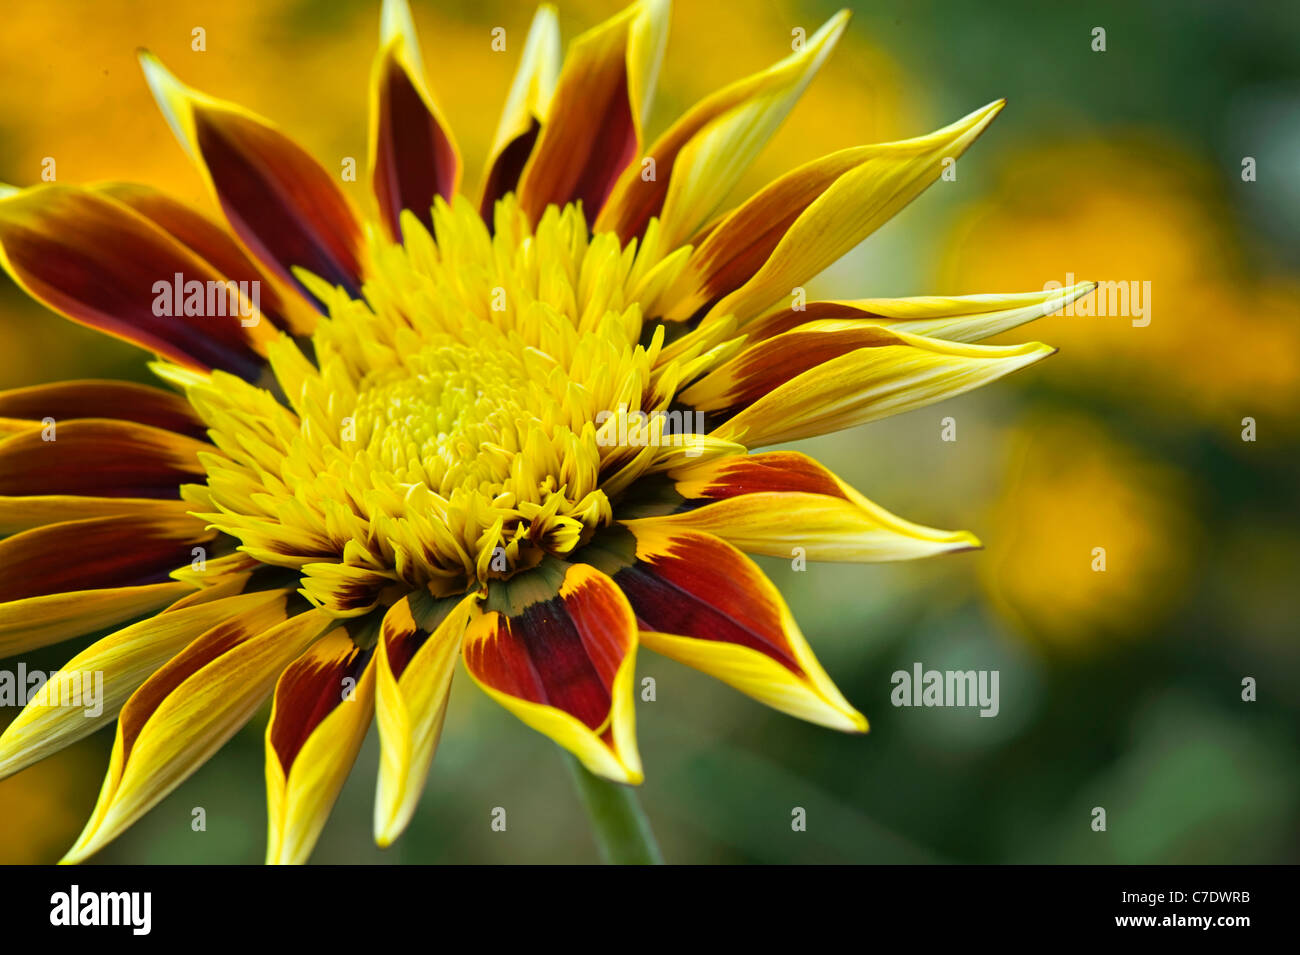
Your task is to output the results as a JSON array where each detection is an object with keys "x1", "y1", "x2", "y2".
[{"x1": 0, "y1": 0, "x2": 1091, "y2": 863}]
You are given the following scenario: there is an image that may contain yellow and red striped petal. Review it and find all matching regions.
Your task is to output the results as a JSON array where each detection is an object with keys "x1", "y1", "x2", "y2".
[
  {"x1": 479, "y1": 4, "x2": 561, "y2": 220},
  {"x1": 746, "y1": 281, "x2": 1098, "y2": 344},
  {"x1": 139, "y1": 52, "x2": 367, "y2": 304},
  {"x1": 0, "y1": 379, "x2": 205, "y2": 438},
  {"x1": 596, "y1": 10, "x2": 849, "y2": 245},
  {"x1": 623, "y1": 451, "x2": 978, "y2": 561},
  {"x1": 583, "y1": 524, "x2": 865, "y2": 732},
  {"x1": 0, "y1": 589, "x2": 291, "y2": 780},
  {"x1": 0, "y1": 583, "x2": 192, "y2": 658},
  {"x1": 463, "y1": 562, "x2": 641, "y2": 783},
  {"x1": 0, "y1": 186, "x2": 274, "y2": 376},
  {"x1": 0, "y1": 419, "x2": 208, "y2": 498},
  {"x1": 516, "y1": 0, "x2": 669, "y2": 227},
  {"x1": 265, "y1": 630, "x2": 376, "y2": 864},
  {"x1": 95, "y1": 182, "x2": 317, "y2": 336},
  {"x1": 654, "y1": 101, "x2": 1005, "y2": 323},
  {"x1": 374, "y1": 591, "x2": 478, "y2": 847},
  {"x1": 369, "y1": 0, "x2": 461, "y2": 241},
  {"x1": 682, "y1": 322, "x2": 1052, "y2": 447},
  {"x1": 62, "y1": 608, "x2": 333, "y2": 864},
  {"x1": 0, "y1": 495, "x2": 192, "y2": 536},
  {"x1": 0, "y1": 513, "x2": 214, "y2": 605}
]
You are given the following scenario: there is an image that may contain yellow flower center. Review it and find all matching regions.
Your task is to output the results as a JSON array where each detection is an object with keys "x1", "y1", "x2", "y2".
[{"x1": 175, "y1": 196, "x2": 737, "y2": 616}]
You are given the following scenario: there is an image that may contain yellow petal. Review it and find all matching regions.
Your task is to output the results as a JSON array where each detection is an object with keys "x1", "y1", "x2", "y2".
[
  {"x1": 656, "y1": 100, "x2": 1005, "y2": 322},
  {"x1": 0, "y1": 582, "x2": 192, "y2": 661},
  {"x1": 479, "y1": 4, "x2": 561, "y2": 218},
  {"x1": 625, "y1": 450, "x2": 978, "y2": 561},
  {"x1": 265, "y1": 631, "x2": 377, "y2": 865},
  {"x1": 748, "y1": 281, "x2": 1098, "y2": 343},
  {"x1": 372, "y1": 591, "x2": 478, "y2": 846},
  {"x1": 0, "y1": 589, "x2": 291, "y2": 780},
  {"x1": 62, "y1": 608, "x2": 332, "y2": 864},
  {"x1": 597, "y1": 10, "x2": 850, "y2": 246},
  {"x1": 687, "y1": 322, "x2": 1053, "y2": 447},
  {"x1": 0, "y1": 495, "x2": 191, "y2": 535}
]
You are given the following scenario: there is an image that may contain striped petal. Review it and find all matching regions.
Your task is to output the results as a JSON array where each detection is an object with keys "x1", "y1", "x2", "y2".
[
  {"x1": 479, "y1": 4, "x2": 561, "y2": 220},
  {"x1": 265, "y1": 631, "x2": 376, "y2": 865},
  {"x1": 369, "y1": 0, "x2": 461, "y2": 241},
  {"x1": 463, "y1": 562, "x2": 641, "y2": 783},
  {"x1": 95, "y1": 182, "x2": 316, "y2": 336},
  {"x1": 62, "y1": 608, "x2": 333, "y2": 864},
  {"x1": 374, "y1": 591, "x2": 477, "y2": 847},
  {"x1": 621, "y1": 451, "x2": 978, "y2": 561},
  {"x1": 0, "y1": 513, "x2": 215, "y2": 604},
  {"x1": 0, "y1": 589, "x2": 291, "y2": 780},
  {"x1": 0, "y1": 186, "x2": 273, "y2": 377},
  {"x1": 0, "y1": 496, "x2": 191, "y2": 536},
  {"x1": 0, "y1": 419, "x2": 208, "y2": 498},
  {"x1": 139, "y1": 52, "x2": 366, "y2": 305},
  {"x1": 0, "y1": 379, "x2": 205, "y2": 438},
  {"x1": 681, "y1": 322, "x2": 1052, "y2": 447},
  {"x1": 0, "y1": 583, "x2": 192, "y2": 658},
  {"x1": 581, "y1": 524, "x2": 865, "y2": 732},
  {"x1": 596, "y1": 10, "x2": 849, "y2": 246},
  {"x1": 746, "y1": 281, "x2": 1098, "y2": 344},
  {"x1": 655, "y1": 100, "x2": 1005, "y2": 323},
  {"x1": 516, "y1": 0, "x2": 670, "y2": 227}
]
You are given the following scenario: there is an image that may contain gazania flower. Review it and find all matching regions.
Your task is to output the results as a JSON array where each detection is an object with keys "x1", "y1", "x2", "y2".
[{"x1": 0, "y1": 0, "x2": 1092, "y2": 864}]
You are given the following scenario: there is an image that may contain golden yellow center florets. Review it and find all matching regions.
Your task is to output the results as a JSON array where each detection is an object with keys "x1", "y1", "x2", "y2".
[
  {"x1": 174, "y1": 195, "x2": 737, "y2": 616},
  {"x1": 340, "y1": 337, "x2": 610, "y2": 581}
]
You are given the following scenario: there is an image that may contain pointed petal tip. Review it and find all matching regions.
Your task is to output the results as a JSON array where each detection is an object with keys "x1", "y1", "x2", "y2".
[
  {"x1": 827, "y1": 8, "x2": 853, "y2": 32},
  {"x1": 979, "y1": 98, "x2": 1006, "y2": 124},
  {"x1": 59, "y1": 839, "x2": 92, "y2": 866},
  {"x1": 380, "y1": 0, "x2": 414, "y2": 36},
  {"x1": 136, "y1": 48, "x2": 175, "y2": 89},
  {"x1": 372, "y1": 787, "x2": 417, "y2": 849},
  {"x1": 380, "y1": 0, "x2": 425, "y2": 74},
  {"x1": 820, "y1": 700, "x2": 869, "y2": 734},
  {"x1": 136, "y1": 50, "x2": 195, "y2": 156}
]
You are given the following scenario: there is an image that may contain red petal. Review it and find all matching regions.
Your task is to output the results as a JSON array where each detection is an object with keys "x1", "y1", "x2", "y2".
[
  {"x1": 371, "y1": 43, "x2": 460, "y2": 240},
  {"x1": 0, "y1": 186, "x2": 268, "y2": 377},
  {"x1": 0, "y1": 379, "x2": 206, "y2": 439},
  {"x1": 97, "y1": 182, "x2": 312, "y2": 335},
  {"x1": 0, "y1": 513, "x2": 214, "y2": 603},
  {"x1": 0, "y1": 419, "x2": 207, "y2": 498}
]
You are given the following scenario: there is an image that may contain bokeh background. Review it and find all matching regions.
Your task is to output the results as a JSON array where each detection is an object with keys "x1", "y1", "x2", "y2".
[{"x1": 2, "y1": 0, "x2": 1297, "y2": 864}]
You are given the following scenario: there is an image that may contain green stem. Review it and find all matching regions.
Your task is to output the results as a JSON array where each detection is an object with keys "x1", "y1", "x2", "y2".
[{"x1": 562, "y1": 750, "x2": 663, "y2": 865}]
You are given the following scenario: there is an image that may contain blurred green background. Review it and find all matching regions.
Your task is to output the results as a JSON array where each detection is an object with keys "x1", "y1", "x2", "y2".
[{"x1": 2, "y1": 0, "x2": 1297, "y2": 863}]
